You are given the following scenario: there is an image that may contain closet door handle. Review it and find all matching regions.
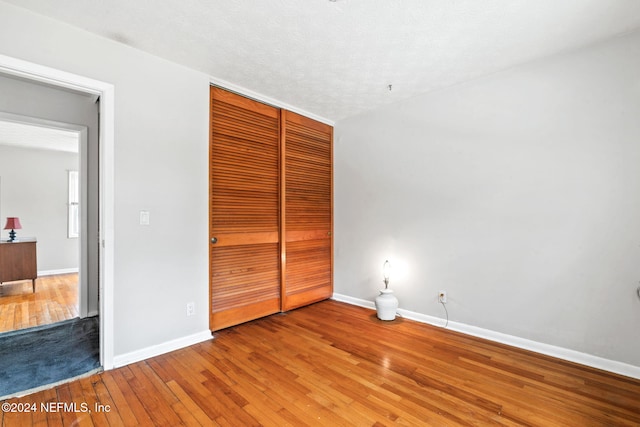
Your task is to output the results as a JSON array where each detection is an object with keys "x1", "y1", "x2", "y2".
[{"x1": 211, "y1": 237, "x2": 218, "y2": 244}]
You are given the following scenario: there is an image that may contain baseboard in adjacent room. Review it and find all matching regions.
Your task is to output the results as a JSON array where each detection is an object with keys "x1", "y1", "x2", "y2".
[
  {"x1": 112, "y1": 330, "x2": 212, "y2": 368},
  {"x1": 38, "y1": 268, "x2": 79, "y2": 276},
  {"x1": 331, "y1": 293, "x2": 640, "y2": 380}
]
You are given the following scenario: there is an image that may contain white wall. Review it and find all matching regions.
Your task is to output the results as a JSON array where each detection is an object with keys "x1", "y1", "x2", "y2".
[
  {"x1": 0, "y1": 145, "x2": 79, "y2": 271},
  {"x1": 335, "y1": 31, "x2": 640, "y2": 368},
  {"x1": 0, "y1": 2, "x2": 210, "y2": 355}
]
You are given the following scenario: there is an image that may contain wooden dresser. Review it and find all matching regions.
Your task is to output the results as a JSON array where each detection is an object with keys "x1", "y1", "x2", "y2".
[{"x1": 0, "y1": 238, "x2": 37, "y2": 292}]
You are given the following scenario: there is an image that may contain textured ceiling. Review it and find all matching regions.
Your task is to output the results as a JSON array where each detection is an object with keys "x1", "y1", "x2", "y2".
[
  {"x1": 0, "y1": 120, "x2": 79, "y2": 153},
  {"x1": 4, "y1": 0, "x2": 640, "y2": 121}
]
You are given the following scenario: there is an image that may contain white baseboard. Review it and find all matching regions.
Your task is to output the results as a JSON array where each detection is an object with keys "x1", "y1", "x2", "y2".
[
  {"x1": 332, "y1": 293, "x2": 640, "y2": 380},
  {"x1": 38, "y1": 268, "x2": 79, "y2": 276},
  {"x1": 333, "y1": 293, "x2": 377, "y2": 310},
  {"x1": 113, "y1": 330, "x2": 212, "y2": 368}
]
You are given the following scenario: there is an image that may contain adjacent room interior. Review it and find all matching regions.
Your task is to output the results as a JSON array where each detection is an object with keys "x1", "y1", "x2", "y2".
[{"x1": 0, "y1": 0, "x2": 639, "y2": 425}]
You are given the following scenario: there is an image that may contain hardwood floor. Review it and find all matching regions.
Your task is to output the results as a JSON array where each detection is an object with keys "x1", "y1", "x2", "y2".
[
  {"x1": 0, "y1": 274, "x2": 78, "y2": 333},
  {"x1": 2, "y1": 300, "x2": 639, "y2": 426}
]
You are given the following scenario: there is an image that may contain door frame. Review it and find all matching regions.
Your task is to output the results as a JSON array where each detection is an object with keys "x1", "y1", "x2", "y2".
[{"x1": 0, "y1": 54, "x2": 115, "y2": 369}]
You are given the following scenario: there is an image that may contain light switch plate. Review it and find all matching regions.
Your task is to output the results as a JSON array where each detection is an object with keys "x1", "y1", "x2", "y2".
[{"x1": 139, "y1": 210, "x2": 150, "y2": 226}]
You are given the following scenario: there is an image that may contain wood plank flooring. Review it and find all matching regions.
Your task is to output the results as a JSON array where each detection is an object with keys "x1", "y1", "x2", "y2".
[
  {"x1": 2, "y1": 300, "x2": 639, "y2": 426},
  {"x1": 0, "y1": 274, "x2": 78, "y2": 333}
]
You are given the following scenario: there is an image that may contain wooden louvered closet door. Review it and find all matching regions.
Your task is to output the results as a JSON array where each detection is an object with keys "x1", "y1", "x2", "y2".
[
  {"x1": 281, "y1": 110, "x2": 333, "y2": 311},
  {"x1": 209, "y1": 87, "x2": 281, "y2": 331}
]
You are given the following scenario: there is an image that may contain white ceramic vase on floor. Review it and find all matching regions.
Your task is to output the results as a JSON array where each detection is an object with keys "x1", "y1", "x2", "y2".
[{"x1": 375, "y1": 288, "x2": 398, "y2": 321}]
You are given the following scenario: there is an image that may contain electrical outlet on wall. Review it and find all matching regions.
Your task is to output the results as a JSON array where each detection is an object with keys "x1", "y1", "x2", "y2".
[
  {"x1": 438, "y1": 290, "x2": 447, "y2": 304},
  {"x1": 186, "y1": 302, "x2": 195, "y2": 316}
]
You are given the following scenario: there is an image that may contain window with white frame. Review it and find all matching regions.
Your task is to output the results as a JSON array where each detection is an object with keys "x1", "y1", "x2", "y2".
[{"x1": 68, "y1": 170, "x2": 79, "y2": 238}]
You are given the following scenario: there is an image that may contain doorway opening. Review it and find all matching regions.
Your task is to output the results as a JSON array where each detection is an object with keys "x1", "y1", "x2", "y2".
[
  {"x1": 0, "y1": 92, "x2": 101, "y2": 397},
  {"x1": 0, "y1": 54, "x2": 115, "y2": 376}
]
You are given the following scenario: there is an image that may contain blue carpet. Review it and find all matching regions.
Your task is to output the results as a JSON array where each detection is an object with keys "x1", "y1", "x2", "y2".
[{"x1": 0, "y1": 317, "x2": 100, "y2": 396}]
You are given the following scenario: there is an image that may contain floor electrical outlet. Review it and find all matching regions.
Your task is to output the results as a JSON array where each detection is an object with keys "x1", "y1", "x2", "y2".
[
  {"x1": 438, "y1": 291, "x2": 447, "y2": 304},
  {"x1": 186, "y1": 302, "x2": 195, "y2": 317}
]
